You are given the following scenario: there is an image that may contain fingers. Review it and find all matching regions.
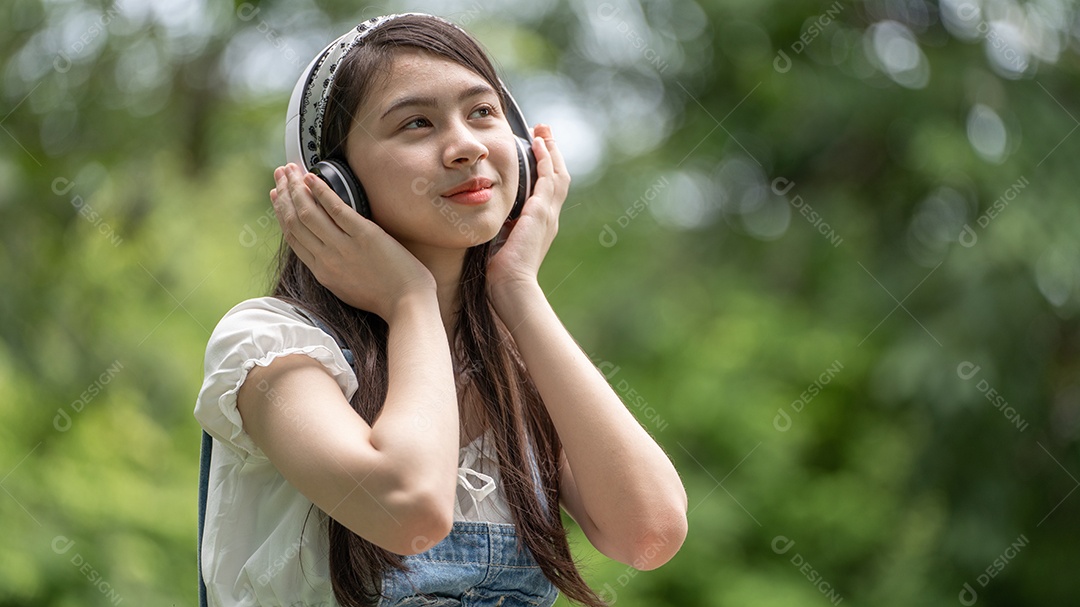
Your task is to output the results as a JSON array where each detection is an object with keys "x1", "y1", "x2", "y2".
[
  {"x1": 302, "y1": 172, "x2": 362, "y2": 238},
  {"x1": 532, "y1": 134, "x2": 552, "y2": 172},
  {"x1": 273, "y1": 164, "x2": 327, "y2": 253},
  {"x1": 286, "y1": 164, "x2": 351, "y2": 241},
  {"x1": 529, "y1": 124, "x2": 569, "y2": 209},
  {"x1": 531, "y1": 135, "x2": 556, "y2": 200},
  {"x1": 533, "y1": 124, "x2": 569, "y2": 179},
  {"x1": 285, "y1": 229, "x2": 316, "y2": 269},
  {"x1": 272, "y1": 178, "x2": 316, "y2": 267}
]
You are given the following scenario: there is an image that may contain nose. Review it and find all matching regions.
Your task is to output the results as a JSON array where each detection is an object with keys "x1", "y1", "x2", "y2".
[{"x1": 442, "y1": 121, "x2": 488, "y2": 168}]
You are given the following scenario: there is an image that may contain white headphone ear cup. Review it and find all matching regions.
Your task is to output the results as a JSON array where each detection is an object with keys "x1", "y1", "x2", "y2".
[{"x1": 313, "y1": 159, "x2": 371, "y2": 219}]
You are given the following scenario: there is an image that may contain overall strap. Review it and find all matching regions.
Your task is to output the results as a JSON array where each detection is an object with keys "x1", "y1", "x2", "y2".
[
  {"x1": 197, "y1": 429, "x2": 212, "y2": 607},
  {"x1": 197, "y1": 304, "x2": 354, "y2": 606}
]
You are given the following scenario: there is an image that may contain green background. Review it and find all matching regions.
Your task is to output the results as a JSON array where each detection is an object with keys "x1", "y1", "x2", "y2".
[{"x1": 2, "y1": 0, "x2": 1078, "y2": 604}]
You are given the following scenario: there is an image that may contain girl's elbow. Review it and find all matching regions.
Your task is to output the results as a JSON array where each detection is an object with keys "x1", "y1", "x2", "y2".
[
  {"x1": 387, "y1": 488, "x2": 455, "y2": 555},
  {"x1": 629, "y1": 510, "x2": 688, "y2": 570},
  {"x1": 373, "y1": 470, "x2": 457, "y2": 555}
]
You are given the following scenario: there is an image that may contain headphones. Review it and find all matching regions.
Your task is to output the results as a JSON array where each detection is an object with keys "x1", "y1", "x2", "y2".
[{"x1": 284, "y1": 13, "x2": 537, "y2": 221}]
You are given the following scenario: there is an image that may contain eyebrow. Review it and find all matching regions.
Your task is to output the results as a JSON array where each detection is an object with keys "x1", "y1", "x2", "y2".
[{"x1": 379, "y1": 83, "x2": 498, "y2": 120}]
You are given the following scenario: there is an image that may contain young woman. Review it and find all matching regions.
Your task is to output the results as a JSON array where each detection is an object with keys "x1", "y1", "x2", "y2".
[{"x1": 195, "y1": 13, "x2": 686, "y2": 607}]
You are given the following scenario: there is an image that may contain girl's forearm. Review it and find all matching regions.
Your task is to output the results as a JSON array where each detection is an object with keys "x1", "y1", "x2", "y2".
[
  {"x1": 491, "y1": 280, "x2": 688, "y2": 553},
  {"x1": 368, "y1": 290, "x2": 459, "y2": 514}
]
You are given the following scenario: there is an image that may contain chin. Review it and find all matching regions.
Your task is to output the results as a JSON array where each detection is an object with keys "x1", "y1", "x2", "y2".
[
  {"x1": 457, "y1": 202, "x2": 515, "y2": 244},
  {"x1": 457, "y1": 215, "x2": 507, "y2": 248},
  {"x1": 415, "y1": 214, "x2": 504, "y2": 250}
]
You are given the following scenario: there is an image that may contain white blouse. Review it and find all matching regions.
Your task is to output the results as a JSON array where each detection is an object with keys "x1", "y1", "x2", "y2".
[{"x1": 194, "y1": 296, "x2": 511, "y2": 607}]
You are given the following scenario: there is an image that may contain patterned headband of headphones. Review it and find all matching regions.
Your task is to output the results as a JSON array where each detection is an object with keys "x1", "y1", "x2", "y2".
[{"x1": 290, "y1": 12, "x2": 468, "y2": 169}]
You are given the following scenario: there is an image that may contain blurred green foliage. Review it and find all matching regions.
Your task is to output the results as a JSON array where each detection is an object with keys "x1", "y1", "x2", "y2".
[{"x1": 2, "y1": 0, "x2": 1078, "y2": 605}]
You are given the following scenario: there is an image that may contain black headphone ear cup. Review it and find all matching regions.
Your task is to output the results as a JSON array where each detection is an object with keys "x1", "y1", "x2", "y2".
[
  {"x1": 510, "y1": 136, "x2": 538, "y2": 220},
  {"x1": 312, "y1": 158, "x2": 371, "y2": 219}
]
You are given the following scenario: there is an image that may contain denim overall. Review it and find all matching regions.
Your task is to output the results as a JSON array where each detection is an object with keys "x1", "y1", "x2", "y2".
[
  {"x1": 375, "y1": 433, "x2": 560, "y2": 606},
  {"x1": 197, "y1": 306, "x2": 560, "y2": 607},
  {"x1": 377, "y1": 520, "x2": 559, "y2": 607}
]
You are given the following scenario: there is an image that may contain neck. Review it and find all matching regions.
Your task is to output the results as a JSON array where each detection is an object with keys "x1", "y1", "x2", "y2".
[{"x1": 400, "y1": 241, "x2": 466, "y2": 343}]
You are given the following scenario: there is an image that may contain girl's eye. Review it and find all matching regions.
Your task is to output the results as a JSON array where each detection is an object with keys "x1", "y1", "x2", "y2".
[
  {"x1": 403, "y1": 117, "x2": 432, "y2": 130},
  {"x1": 402, "y1": 104, "x2": 498, "y2": 130},
  {"x1": 471, "y1": 104, "x2": 497, "y2": 119}
]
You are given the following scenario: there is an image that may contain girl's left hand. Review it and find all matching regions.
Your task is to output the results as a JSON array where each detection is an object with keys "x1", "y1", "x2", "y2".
[{"x1": 487, "y1": 124, "x2": 570, "y2": 297}]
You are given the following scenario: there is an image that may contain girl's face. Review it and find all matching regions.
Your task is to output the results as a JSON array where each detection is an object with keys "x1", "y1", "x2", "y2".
[{"x1": 344, "y1": 49, "x2": 519, "y2": 251}]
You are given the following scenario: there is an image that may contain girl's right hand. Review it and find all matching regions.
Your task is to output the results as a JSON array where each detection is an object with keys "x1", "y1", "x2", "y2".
[{"x1": 270, "y1": 163, "x2": 436, "y2": 321}]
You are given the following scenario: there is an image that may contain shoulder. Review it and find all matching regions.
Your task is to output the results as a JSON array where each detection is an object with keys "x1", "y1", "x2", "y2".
[
  {"x1": 195, "y1": 296, "x2": 358, "y2": 457},
  {"x1": 205, "y1": 297, "x2": 327, "y2": 366},
  {"x1": 212, "y1": 296, "x2": 310, "y2": 337}
]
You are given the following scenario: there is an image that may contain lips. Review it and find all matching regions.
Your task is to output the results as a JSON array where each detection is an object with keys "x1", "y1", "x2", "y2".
[{"x1": 441, "y1": 177, "x2": 494, "y2": 197}]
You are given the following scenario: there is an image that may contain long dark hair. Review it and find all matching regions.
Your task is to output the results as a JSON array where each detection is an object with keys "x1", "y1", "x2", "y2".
[{"x1": 271, "y1": 14, "x2": 606, "y2": 607}]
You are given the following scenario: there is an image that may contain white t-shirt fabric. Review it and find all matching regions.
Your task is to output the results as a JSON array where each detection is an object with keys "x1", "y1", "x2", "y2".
[{"x1": 194, "y1": 296, "x2": 512, "y2": 606}]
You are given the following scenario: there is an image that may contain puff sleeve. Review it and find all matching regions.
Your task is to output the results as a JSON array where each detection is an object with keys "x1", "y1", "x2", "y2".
[{"x1": 193, "y1": 297, "x2": 359, "y2": 460}]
